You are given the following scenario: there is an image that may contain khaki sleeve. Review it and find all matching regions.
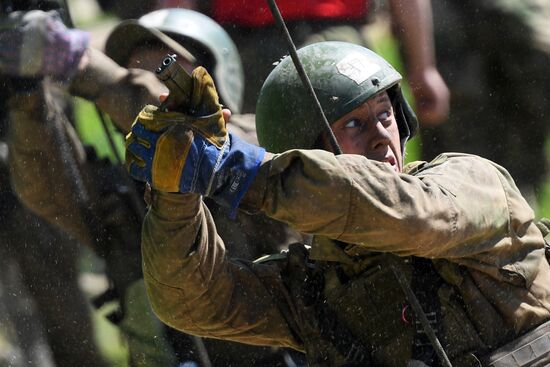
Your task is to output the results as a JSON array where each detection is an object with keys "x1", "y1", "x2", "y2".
[
  {"x1": 70, "y1": 47, "x2": 165, "y2": 133},
  {"x1": 8, "y1": 82, "x2": 92, "y2": 245},
  {"x1": 142, "y1": 191, "x2": 302, "y2": 350},
  {"x1": 243, "y1": 150, "x2": 535, "y2": 261}
]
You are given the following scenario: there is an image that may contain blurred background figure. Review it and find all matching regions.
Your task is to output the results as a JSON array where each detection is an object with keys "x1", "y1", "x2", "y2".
[
  {"x1": 105, "y1": 5, "x2": 302, "y2": 283},
  {"x1": 95, "y1": 0, "x2": 450, "y2": 126},
  {"x1": 105, "y1": 8, "x2": 305, "y2": 366},
  {"x1": 0, "y1": 3, "x2": 112, "y2": 366},
  {"x1": 0, "y1": 189, "x2": 104, "y2": 367},
  {"x1": 422, "y1": 0, "x2": 550, "y2": 205},
  {"x1": 1, "y1": 6, "x2": 178, "y2": 367}
]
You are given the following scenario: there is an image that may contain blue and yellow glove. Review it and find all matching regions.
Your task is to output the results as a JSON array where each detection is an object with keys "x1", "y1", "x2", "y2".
[{"x1": 125, "y1": 67, "x2": 265, "y2": 216}]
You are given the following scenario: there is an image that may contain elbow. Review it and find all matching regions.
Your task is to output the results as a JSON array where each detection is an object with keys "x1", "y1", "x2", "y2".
[
  {"x1": 12, "y1": 179, "x2": 57, "y2": 221},
  {"x1": 143, "y1": 271, "x2": 193, "y2": 333}
]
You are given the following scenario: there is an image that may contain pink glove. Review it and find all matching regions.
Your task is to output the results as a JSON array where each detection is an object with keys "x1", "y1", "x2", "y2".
[{"x1": 0, "y1": 10, "x2": 89, "y2": 80}]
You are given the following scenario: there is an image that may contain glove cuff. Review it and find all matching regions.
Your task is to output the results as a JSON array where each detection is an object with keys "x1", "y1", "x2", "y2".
[{"x1": 208, "y1": 133, "x2": 265, "y2": 218}]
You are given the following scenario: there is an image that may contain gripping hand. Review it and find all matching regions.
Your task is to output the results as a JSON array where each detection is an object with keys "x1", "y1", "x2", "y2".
[{"x1": 125, "y1": 67, "x2": 265, "y2": 215}]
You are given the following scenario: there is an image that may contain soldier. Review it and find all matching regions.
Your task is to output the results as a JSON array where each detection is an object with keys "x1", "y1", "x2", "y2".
[
  {"x1": 2, "y1": 9, "x2": 178, "y2": 367},
  {"x1": 5, "y1": 7, "x2": 303, "y2": 366},
  {"x1": 126, "y1": 42, "x2": 550, "y2": 366},
  {"x1": 105, "y1": 8, "x2": 302, "y2": 259},
  {"x1": 0, "y1": 6, "x2": 109, "y2": 367},
  {"x1": 105, "y1": 8, "x2": 304, "y2": 365}
]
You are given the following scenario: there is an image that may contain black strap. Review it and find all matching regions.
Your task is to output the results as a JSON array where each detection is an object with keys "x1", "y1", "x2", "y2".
[
  {"x1": 285, "y1": 244, "x2": 371, "y2": 366},
  {"x1": 410, "y1": 257, "x2": 446, "y2": 366},
  {"x1": 308, "y1": 273, "x2": 370, "y2": 366}
]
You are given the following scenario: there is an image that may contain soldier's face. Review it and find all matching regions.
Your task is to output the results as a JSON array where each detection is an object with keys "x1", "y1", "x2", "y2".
[{"x1": 328, "y1": 91, "x2": 403, "y2": 172}]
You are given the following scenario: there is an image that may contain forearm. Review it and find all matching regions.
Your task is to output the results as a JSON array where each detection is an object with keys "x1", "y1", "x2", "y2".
[
  {"x1": 388, "y1": 0, "x2": 437, "y2": 75},
  {"x1": 143, "y1": 190, "x2": 301, "y2": 349},
  {"x1": 70, "y1": 48, "x2": 164, "y2": 133},
  {"x1": 242, "y1": 150, "x2": 510, "y2": 258},
  {"x1": 8, "y1": 83, "x2": 91, "y2": 244}
]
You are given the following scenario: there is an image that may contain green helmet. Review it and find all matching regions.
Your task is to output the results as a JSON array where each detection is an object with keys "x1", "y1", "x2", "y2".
[
  {"x1": 105, "y1": 8, "x2": 244, "y2": 113},
  {"x1": 256, "y1": 41, "x2": 418, "y2": 153}
]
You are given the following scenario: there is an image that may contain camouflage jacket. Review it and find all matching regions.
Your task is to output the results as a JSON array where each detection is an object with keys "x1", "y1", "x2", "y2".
[{"x1": 142, "y1": 149, "x2": 550, "y2": 365}]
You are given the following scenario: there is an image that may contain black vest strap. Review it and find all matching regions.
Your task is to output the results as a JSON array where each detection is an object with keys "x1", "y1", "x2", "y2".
[
  {"x1": 285, "y1": 244, "x2": 372, "y2": 366},
  {"x1": 410, "y1": 257, "x2": 446, "y2": 366}
]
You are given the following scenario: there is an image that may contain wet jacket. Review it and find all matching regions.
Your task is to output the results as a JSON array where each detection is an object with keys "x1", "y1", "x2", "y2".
[{"x1": 142, "y1": 149, "x2": 550, "y2": 365}]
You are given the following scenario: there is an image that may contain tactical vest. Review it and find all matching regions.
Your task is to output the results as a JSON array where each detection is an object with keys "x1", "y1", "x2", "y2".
[{"x1": 278, "y1": 237, "x2": 520, "y2": 367}]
